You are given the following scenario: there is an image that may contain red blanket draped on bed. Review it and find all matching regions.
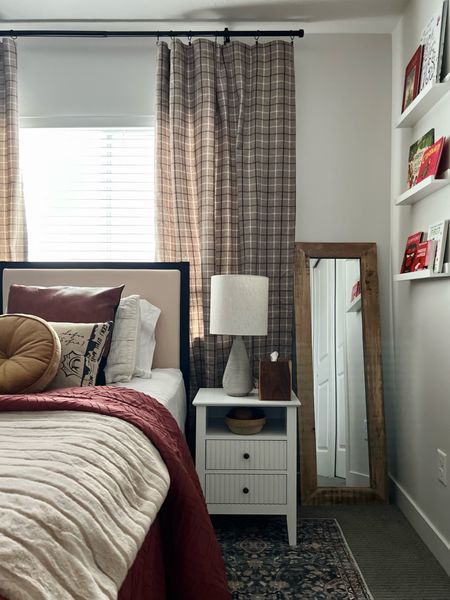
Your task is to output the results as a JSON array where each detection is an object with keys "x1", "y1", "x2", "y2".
[{"x1": 0, "y1": 386, "x2": 231, "y2": 600}]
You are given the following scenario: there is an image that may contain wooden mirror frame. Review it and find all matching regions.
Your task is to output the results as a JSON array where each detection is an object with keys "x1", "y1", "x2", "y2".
[{"x1": 294, "y1": 242, "x2": 388, "y2": 504}]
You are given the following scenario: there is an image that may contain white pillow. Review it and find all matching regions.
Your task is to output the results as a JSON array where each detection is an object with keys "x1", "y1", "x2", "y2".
[
  {"x1": 134, "y1": 299, "x2": 161, "y2": 379},
  {"x1": 104, "y1": 295, "x2": 140, "y2": 384}
]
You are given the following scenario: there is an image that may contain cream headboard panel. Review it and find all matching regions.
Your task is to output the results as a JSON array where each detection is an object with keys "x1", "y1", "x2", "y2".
[{"x1": 1, "y1": 264, "x2": 189, "y2": 376}]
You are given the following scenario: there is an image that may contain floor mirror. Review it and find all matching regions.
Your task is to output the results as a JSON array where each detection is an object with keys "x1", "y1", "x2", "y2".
[{"x1": 294, "y1": 242, "x2": 388, "y2": 504}]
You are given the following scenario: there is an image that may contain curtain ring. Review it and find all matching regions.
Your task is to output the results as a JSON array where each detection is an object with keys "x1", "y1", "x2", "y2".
[
  {"x1": 255, "y1": 32, "x2": 260, "y2": 44},
  {"x1": 188, "y1": 32, "x2": 192, "y2": 46},
  {"x1": 290, "y1": 33, "x2": 295, "y2": 45},
  {"x1": 156, "y1": 32, "x2": 160, "y2": 43}
]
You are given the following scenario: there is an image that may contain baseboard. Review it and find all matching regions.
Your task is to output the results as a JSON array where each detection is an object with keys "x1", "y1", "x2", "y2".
[
  {"x1": 347, "y1": 470, "x2": 370, "y2": 487},
  {"x1": 390, "y1": 475, "x2": 450, "y2": 576}
]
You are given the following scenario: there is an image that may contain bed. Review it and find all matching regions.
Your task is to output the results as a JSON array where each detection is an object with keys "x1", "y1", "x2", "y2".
[{"x1": 0, "y1": 262, "x2": 230, "y2": 600}]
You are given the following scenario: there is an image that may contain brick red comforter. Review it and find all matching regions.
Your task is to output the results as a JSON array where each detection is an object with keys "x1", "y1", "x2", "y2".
[{"x1": 0, "y1": 386, "x2": 230, "y2": 600}]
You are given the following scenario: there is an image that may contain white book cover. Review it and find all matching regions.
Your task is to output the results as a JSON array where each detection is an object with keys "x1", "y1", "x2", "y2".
[
  {"x1": 427, "y1": 219, "x2": 449, "y2": 272},
  {"x1": 419, "y1": 1, "x2": 448, "y2": 91}
]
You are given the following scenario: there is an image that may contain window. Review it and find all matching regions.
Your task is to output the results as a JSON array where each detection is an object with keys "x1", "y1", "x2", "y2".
[{"x1": 20, "y1": 127, "x2": 155, "y2": 262}]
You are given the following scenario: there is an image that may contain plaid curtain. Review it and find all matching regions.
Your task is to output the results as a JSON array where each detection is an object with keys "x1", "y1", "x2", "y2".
[
  {"x1": 0, "y1": 39, "x2": 27, "y2": 261},
  {"x1": 156, "y1": 39, "x2": 296, "y2": 394}
]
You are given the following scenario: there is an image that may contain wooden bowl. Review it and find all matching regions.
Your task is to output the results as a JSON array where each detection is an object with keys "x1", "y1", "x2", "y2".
[{"x1": 225, "y1": 409, "x2": 266, "y2": 435}]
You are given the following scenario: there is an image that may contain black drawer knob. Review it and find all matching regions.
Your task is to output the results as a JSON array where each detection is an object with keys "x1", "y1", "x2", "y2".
[
  {"x1": 243, "y1": 487, "x2": 249, "y2": 494},
  {"x1": 243, "y1": 453, "x2": 250, "y2": 459}
]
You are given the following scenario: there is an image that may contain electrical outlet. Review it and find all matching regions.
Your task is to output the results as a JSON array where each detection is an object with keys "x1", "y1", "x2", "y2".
[{"x1": 437, "y1": 449, "x2": 447, "y2": 486}]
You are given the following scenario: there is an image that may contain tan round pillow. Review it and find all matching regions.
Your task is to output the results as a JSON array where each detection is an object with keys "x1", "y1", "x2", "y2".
[{"x1": 0, "y1": 314, "x2": 61, "y2": 394}]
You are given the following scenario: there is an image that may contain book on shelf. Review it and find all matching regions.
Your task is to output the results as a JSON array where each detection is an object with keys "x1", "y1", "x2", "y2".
[
  {"x1": 407, "y1": 129, "x2": 434, "y2": 189},
  {"x1": 350, "y1": 280, "x2": 361, "y2": 302},
  {"x1": 400, "y1": 231, "x2": 425, "y2": 273},
  {"x1": 402, "y1": 45, "x2": 424, "y2": 112},
  {"x1": 416, "y1": 136, "x2": 446, "y2": 183},
  {"x1": 411, "y1": 240, "x2": 437, "y2": 271},
  {"x1": 419, "y1": 0, "x2": 448, "y2": 91},
  {"x1": 427, "y1": 220, "x2": 449, "y2": 272},
  {"x1": 437, "y1": 138, "x2": 449, "y2": 177}
]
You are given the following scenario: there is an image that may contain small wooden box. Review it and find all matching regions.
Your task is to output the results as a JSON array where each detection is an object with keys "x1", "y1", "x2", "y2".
[{"x1": 258, "y1": 359, "x2": 291, "y2": 401}]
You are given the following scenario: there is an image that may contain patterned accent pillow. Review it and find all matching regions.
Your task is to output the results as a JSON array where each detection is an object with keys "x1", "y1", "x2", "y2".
[{"x1": 48, "y1": 322, "x2": 113, "y2": 389}]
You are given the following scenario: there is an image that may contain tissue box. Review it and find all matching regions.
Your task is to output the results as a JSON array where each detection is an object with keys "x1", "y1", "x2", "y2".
[{"x1": 258, "y1": 359, "x2": 291, "y2": 401}]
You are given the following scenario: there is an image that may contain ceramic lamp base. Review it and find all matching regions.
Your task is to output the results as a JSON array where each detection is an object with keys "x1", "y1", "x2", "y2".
[{"x1": 223, "y1": 336, "x2": 253, "y2": 396}]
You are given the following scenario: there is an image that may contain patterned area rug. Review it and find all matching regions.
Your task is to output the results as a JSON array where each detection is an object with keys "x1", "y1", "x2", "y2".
[{"x1": 214, "y1": 517, "x2": 373, "y2": 600}]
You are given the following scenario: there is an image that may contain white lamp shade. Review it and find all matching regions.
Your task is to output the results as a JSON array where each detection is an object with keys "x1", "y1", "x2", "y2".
[{"x1": 210, "y1": 274, "x2": 269, "y2": 336}]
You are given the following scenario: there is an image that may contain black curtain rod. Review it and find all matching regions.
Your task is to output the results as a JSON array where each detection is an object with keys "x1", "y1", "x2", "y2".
[{"x1": 0, "y1": 28, "x2": 304, "y2": 42}]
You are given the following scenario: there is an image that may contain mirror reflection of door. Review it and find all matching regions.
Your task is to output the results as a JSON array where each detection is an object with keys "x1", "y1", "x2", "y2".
[{"x1": 310, "y1": 258, "x2": 370, "y2": 488}]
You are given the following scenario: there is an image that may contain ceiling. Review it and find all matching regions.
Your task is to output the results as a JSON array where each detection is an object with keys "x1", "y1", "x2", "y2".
[{"x1": 0, "y1": 0, "x2": 408, "y2": 31}]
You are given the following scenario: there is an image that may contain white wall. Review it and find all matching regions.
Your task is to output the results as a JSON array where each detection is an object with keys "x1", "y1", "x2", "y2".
[
  {"x1": 390, "y1": 0, "x2": 450, "y2": 575},
  {"x1": 294, "y1": 35, "x2": 395, "y2": 428}
]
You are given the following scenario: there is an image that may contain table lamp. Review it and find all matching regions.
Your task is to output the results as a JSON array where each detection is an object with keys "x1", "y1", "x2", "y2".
[{"x1": 210, "y1": 274, "x2": 269, "y2": 396}]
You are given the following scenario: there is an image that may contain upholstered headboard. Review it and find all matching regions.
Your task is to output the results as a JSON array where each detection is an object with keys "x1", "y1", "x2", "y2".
[{"x1": 0, "y1": 262, "x2": 189, "y2": 387}]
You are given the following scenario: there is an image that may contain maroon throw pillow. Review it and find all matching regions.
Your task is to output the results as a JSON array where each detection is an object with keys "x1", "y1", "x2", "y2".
[
  {"x1": 7, "y1": 284, "x2": 125, "y2": 384},
  {"x1": 7, "y1": 284, "x2": 124, "y2": 324}
]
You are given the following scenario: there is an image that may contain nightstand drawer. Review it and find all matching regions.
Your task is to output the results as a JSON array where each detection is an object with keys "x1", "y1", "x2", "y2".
[
  {"x1": 205, "y1": 474, "x2": 286, "y2": 504},
  {"x1": 205, "y1": 440, "x2": 287, "y2": 470}
]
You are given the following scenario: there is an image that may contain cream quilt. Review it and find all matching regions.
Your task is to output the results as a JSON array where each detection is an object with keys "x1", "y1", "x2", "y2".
[{"x1": 0, "y1": 411, "x2": 170, "y2": 600}]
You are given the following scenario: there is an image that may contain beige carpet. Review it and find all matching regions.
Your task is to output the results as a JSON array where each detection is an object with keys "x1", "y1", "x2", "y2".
[{"x1": 299, "y1": 505, "x2": 450, "y2": 600}]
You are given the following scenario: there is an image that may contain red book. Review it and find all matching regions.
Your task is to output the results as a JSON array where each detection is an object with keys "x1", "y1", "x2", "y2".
[
  {"x1": 416, "y1": 136, "x2": 445, "y2": 183},
  {"x1": 400, "y1": 231, "x2": 424, "y2": 273},
  {"x1": 402, "y1": 45, "x2": 424, "y2": 112},
  {"x1": 411, "y1": 240, "x2": 437, "y2": 271},
  {"x1": 350, "y1": 280, "x2": 361, "y2": 302}
]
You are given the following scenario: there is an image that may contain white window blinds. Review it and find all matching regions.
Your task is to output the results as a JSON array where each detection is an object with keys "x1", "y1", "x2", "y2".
[{"x1": 20, "y1": 127, "x2": 155, "y2": 262}]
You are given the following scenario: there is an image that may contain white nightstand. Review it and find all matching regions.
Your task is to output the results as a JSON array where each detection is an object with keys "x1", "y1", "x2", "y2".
[{"x1": 193, "y1": 388, "x2": 301, "y2": 546}]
